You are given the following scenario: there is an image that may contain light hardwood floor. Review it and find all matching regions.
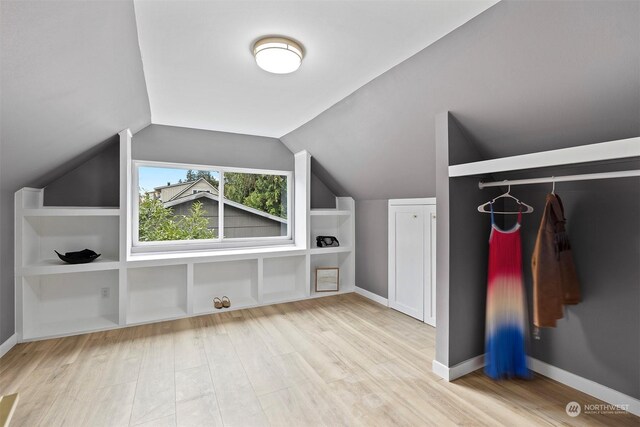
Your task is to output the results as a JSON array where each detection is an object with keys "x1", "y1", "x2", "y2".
[{"x1": 0, "y1": 293, "x2": 637, "y2": 426}]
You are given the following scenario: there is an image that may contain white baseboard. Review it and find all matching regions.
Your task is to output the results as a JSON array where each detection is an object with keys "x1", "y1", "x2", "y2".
[
  {"x1": 432, "y1": 354, "x2": 484, "y2": 381},
  {"x1": 355, "y1": 286, "x2": 388, "y2": 306},
  {"x1": 0, "y1": 333, "x2": 17, "y2": 359},
  {"x1": 527, "y1": 357, "x2": 640, "y2": 417},
  {"x1": 450, "y1": 354, "x2": 485, "y2": 380},
  {"x1": 433, "y1": 352, "x2": 639, "y2": 417},
  {"x1": 432, "y1": 359, "x2": 450, "y2": 381}
]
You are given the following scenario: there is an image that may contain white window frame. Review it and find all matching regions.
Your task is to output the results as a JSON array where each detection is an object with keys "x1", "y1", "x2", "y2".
[{"x1": 132, "y1": 160, "x2": 293, "y2": 253}]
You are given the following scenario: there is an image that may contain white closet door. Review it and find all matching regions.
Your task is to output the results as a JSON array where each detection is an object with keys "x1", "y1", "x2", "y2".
[
  {"x1": 388, "y1": 205, "x2": 425, "y2": 320},
  {"x1": 423, "y1": 206, "x2": 436, "y2": 326}
]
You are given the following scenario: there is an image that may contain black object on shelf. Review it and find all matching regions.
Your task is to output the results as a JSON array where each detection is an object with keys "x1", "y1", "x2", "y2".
[
  {"x1": 316, "y1": 236, "x2": 340, "y2": 248},
  {"x1": 55, "y1": 249, "x2": 101, "y2": 264}
]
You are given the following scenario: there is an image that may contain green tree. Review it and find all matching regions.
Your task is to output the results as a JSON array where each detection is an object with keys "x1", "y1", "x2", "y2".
[
  {"x1": 224, "y1": 173, "x2": 287, "y2": 218},
  {"x1": 139, "y1": 195, "x2": 215, "y2": 241}
]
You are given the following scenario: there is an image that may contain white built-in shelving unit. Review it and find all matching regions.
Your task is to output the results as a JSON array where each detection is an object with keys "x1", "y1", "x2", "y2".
[
  {"x1": 14, "y1": 129, "x2": 356, "y2": 342},
  {"x1": 309, "y1": 197, "x2": 355, "y2": 295}
]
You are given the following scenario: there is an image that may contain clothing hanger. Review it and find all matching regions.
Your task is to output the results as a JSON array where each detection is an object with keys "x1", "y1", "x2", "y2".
[
  {"x1": 551, "y1": 177, "x2": 556, "y2": 195},
  {"x1": 477, "y1": 183, "x2": 534, "y2": 214}
]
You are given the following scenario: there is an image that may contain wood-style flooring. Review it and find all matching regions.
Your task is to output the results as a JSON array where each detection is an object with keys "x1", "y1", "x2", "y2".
[{"x1": 0, "y1": 293, "x2": 637, "y2": 426}]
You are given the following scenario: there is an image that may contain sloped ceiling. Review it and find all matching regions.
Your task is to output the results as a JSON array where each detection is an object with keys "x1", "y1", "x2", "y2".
[
  {"x1": 0, "y1": 0, "x2": 151, "y2": 193},
  {"x1": 134, "y1": 0, "x2": 498, "y2": 137},
  {"x1": 281, "y1": 0, "x2": 640, "y2": 200},
  {"x1": 0, "y1": 0, "x2": 151, "y2": 340}
]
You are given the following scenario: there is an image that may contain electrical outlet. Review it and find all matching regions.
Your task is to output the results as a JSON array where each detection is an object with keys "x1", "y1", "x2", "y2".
[{"x1": 101, "y1": 287, "x2": 110, "y2": 298}]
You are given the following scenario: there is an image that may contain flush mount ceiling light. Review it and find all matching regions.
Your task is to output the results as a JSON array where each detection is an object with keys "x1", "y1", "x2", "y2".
[{"x1": 253, "y1": 37, "x2": 303, "y2": 74}]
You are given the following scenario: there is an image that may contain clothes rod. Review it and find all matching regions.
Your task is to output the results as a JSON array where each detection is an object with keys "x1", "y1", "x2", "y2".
[{"x1": 478, "y1": 169, "x2": 640, "y2": 189}]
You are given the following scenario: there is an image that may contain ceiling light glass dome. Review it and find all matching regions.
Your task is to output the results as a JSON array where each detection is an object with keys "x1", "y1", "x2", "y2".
[{"x1": 253, "y1": 37, "x2": 303, "y2": 74}]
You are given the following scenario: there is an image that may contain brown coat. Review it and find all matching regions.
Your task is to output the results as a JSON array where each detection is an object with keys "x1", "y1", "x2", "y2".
[{"x1": 531, "y1": 194, "x2": 580, "y2": 327}]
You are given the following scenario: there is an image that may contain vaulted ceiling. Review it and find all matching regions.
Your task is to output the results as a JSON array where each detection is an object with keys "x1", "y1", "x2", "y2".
[
  {"x1": 282, "y1": 0, "x2": 640, "y2": 199},
  {"x1": 1, "y1": 0, "x2": 638, "y2": 200},
  {"x1": 1, "y1": 0, "x2": 638, "y2": 340},
  {"x1": 133, "y1": 0, "x2": 498, "y2": 137},
  {"x1": 1, "y1": 0, "x2": 150, "y2": 193}
]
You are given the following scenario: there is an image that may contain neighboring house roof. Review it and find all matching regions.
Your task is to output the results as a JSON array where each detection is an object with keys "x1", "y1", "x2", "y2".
[
  {"x1": 153, "y1": 181, "x2": 192, "y2": 191},
  {"x1": 163, "y1": 192, "x2": 287, "y2": 224},
  {"x1": 168, "y1": 178, "x2": 219, "y2": 201}
]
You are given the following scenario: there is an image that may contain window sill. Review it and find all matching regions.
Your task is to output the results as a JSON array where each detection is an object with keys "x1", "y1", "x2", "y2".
[{"x1": 127, "y1": 244, "x2": 307, "y2": 266}]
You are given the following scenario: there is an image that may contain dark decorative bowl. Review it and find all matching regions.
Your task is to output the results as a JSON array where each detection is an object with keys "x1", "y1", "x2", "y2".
[{"x1": 55, "y1": 249, "x2": 101, "y2": 264}]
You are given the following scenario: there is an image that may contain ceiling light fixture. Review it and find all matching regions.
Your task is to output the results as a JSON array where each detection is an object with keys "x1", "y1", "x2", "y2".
[{"x1": 253, "y1": 37, "x2": 303, "y2": 74}]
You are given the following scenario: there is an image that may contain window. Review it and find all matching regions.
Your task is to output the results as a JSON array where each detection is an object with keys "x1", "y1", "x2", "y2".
[{"x1": 133, "y1": 161, "x2": 292, "y2": 252}]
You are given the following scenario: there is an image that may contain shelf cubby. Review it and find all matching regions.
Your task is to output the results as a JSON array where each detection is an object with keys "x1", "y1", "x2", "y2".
[
  {"x1": 193, "y1": 260, "x2": 259, "y2": 314},
  {"x1": 21, "y1": 270, "x2": 119, "y2": 340},
  {"x1": 21, "y1": 215, "x2": 119, "y2": 270},
  {"x1": 310, "y1": 214, "x2": 352, "y2": 248},
  {"x1": 127, "y1": 265, "x2": 187, "y2": 324},
  {"x1": 262, "y1": 255, "x2": 308, "y2": 303},
  {"x1": 310, "y1": 252, "x2": 354, "y2": 295},
  {"x1": 310, "y1": 209, "x2": 351, "y2": 216}
]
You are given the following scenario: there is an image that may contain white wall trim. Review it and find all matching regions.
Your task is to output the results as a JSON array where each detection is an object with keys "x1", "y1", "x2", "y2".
[
  {"x1": 449, "y1": 354, "x2": 485, "y2": 380},
  {"x1": 388, "y1": 198, "x2": 436, "y2": 206},
  {"x1": 432, "y1": 359, "x2": 450, "y2": 381},
  {"x1": 431, "y1": 355, "x2": 484, "y2": 381},
  {"x1": 355, "y1": 286, "x2": 388, "y2": 306},
  {"x1": 432, "y1": 353, "x2": 639, "y2": 417},
  {"x1": 0, "y1": 334, "x2": 17, "y2": 359},
  {"x1": 527, "y1": 357, "x2": 640, "y2": 417}
]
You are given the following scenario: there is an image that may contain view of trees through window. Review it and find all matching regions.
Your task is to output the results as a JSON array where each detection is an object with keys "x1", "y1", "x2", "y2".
[
  {"x1": 224, "y1": 172, "x2": 287, "y2": 219},
  {"x1": 137, "y1": 165, "x2": 288, "y2": 243}
]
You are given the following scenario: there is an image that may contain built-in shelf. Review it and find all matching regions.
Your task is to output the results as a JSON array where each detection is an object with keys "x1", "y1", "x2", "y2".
[
  {"x1": 261, "y1": 290, "x2": 308, "y2": 305},
  {"x1": 262, "y1": 256, "x2": 308, "y2": 303},
  {"x1": 127, "y1": 245, "x2": 306, "y2": 267},
  {"x1": 21, "y1": 257, "x2": 120, "y2": 276},
  {"x1": 309, "y1": 246, "x2": 352, "y2": 255},
  {"x1": 194, "y1": 260, "x2": 258, "y2": 315},
  {"x1": 127, "y1": 307, "x2": 187, "y2": 326},
  {"x1": 310, "y1": 209, "x2": 351, "y2": 216},
  {"x1": 14, "y1": 131, "x2": 357, "y2": 342},
  {"x1": 448, "y1": 136, "x2": 640, "y2": 177},
  {"x1": 20, "y1": 270, "x2": 119, "y2": 340},
  {"x1": 194, "y1": 296, "x2": 258, "y2": 315},
  {"x1": 24, "y1": 316, "x2": 118, "y2": 341},
  {"x1": 311, "y1": 287, "x2": 355, "y2": 298},
  {"x1": 22, "y1": 207, "x2": 121, "y2": 217}
]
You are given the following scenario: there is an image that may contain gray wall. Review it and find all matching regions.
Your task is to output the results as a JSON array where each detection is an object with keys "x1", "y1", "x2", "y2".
[
  {"x1": 132, "y1": 124, "x2": 293, "y2": 171},
  {"x1": 310, "y1": 173, "x2": 336, "y2": 209},
  {"x1": 447, "y1": 115, "x2": 498, "y2": 366},
  {"x1": 44, "y1": 138, "x2": 120, "y2": 207},
  {"x1": 435, "y1": 112, "x2": 499, "y2": 366},
  {"x1": 281, "y1": 1, "x2": 639, "y2": 201},
  {"x1": 280, "y1": 0, "x2": 639, "y2": 322},
  {"x1": 439, "y1": 108, "x2": 640, "y2": 397},
  {"x1": 0, "y1": 0, "x2": 150, "y2": 343},
  {"x1": 355, "y1": 200, "x2": 388, "y2": 297},
  {"x1": 495, "y1": 162, "x2": 640, "y2": 398}
]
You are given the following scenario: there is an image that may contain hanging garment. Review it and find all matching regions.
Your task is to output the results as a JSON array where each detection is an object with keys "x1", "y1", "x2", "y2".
[
  {"x1": 531, "y1": 194, "x2": 580, "y2": 328},
  {"x1": 485, "y1": 204, "x2": 530, "y2": 379}
]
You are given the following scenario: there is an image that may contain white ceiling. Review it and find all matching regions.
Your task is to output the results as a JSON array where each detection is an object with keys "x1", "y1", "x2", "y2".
[{"x1": 134, "y1": 0, "x2": 498, "y2": 138}]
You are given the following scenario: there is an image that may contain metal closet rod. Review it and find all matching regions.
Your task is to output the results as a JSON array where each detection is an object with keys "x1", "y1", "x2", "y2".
[{"x1": 478, "y1": 169, "x2": 640, "y2": 189}]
